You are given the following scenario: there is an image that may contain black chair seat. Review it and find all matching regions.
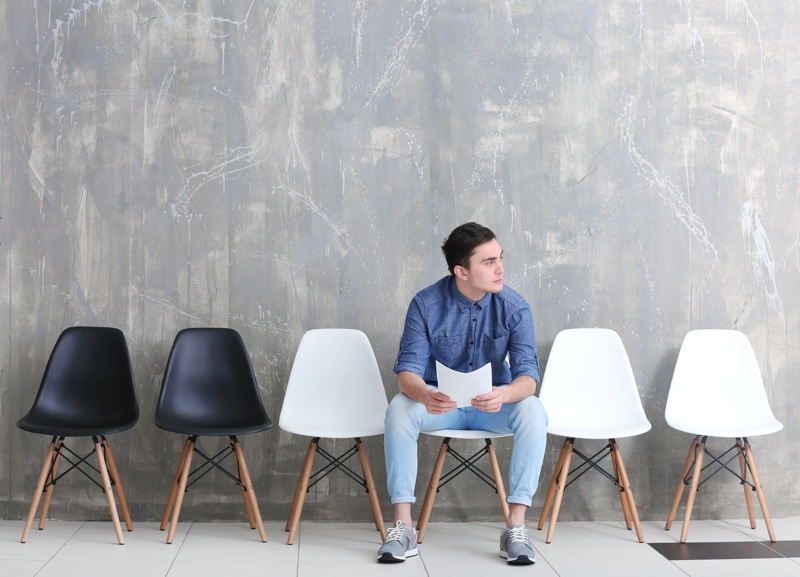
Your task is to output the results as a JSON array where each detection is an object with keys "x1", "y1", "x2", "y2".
[
  {"x1": 156, "y1": 420, "x2": 271, "y2": 437},
  {"x1": 17, "y1": 416, "x2": 137, "y2": 438}
]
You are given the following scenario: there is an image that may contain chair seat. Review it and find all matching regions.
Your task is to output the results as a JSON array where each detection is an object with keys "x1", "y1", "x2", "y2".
[
  {"x1": 666, "y1": 421, "x2": 783, "y2": 438},
  {"x1": 422, "y1": 429, "x2": 511, "y2": 440},
  {"x1": 155, "y1": 420, "x2": 272, "y2": 437},
  {"x1": 17, "y1": 415, "x2": 137, "y2": 438},
  {"x1": 547, "y1": 422, "x2": 651, "y2": 440},
  {"x1": 280, "y1": 423, "x2": 383, "y2": 439}
]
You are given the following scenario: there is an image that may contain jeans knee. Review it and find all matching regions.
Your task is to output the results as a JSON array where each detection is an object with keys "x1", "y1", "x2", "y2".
[
  {"x1": 513, "y1": 395, "x2": 548, "y2": 435},
  {"x1": 385, "y1": 393, "x2": 421, "y2": 437}
]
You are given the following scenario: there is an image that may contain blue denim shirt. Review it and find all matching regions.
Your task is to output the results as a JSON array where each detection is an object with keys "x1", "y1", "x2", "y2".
[{"x1": 394, "y1": 276, "x2": 540, "y2": 386}]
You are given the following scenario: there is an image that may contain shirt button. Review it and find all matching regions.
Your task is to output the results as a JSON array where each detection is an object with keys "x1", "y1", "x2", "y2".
[
  {"x1": 470, "y1": 341, "x2": 474, "y2": 345},
  {"x1": 472, "y1": 318, "x2": 477, "y2": 322}
]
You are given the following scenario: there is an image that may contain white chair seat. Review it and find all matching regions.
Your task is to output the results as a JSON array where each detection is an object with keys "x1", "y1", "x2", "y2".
[
  {"x1": 546, "y1": 422, "x2": 650, "y2": 440},
  {"x1": 280, "y1": 423, "x2": 386, "y2": 439}
]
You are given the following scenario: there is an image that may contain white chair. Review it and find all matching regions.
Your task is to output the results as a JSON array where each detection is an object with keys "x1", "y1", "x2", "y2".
[
  {"x1": 537, "y1": 328, "x2": 651, "y2": 543},
  {"x1": 664, "y1": 329, "x2": 783, "y2": 543},
  {"x1": 279, "y1": 329, "x2": 388, "y2": 544},
  {"x1": 416, "y1": 429, "x2": 511, "y2": 542}
]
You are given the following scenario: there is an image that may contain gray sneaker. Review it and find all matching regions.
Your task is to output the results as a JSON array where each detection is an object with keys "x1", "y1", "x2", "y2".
[
  {"x1": 499, "y1": 525, "x2": 535, "y2": 565},
  {"x1": 377, "y1": 520, "x2": 419, "y2": 563}
]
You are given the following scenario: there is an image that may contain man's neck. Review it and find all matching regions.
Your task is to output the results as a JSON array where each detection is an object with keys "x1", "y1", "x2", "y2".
[{"x1": 454, "y1": 277, "x2": 487, "y2": 302}]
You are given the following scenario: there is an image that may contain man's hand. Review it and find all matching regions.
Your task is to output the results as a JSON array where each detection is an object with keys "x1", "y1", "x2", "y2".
[
  {"x1": 471, "y1": 386, "x2": 507, "y2": 413},
  {"x1": 425, "y1": 389, "x2": 457, "y2": 414}
]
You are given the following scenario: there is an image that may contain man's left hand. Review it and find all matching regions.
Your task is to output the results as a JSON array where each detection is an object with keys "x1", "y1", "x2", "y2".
[{"x1": 471, "y1": 386, "x2": 506, "y2": 413}]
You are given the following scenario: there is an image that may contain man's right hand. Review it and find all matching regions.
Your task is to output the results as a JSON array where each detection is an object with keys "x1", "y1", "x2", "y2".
[
  {"x1": 398, "y1": 370, "x2": 457, "y2": 414},
  {"x1": 425, "y1": 389, "x2": 457, "y2": 415}
]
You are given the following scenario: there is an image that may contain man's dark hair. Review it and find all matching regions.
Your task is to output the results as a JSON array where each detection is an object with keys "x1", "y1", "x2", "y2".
[{"x1": 441, "y1": 222, "x2": 497, "y2": 275}]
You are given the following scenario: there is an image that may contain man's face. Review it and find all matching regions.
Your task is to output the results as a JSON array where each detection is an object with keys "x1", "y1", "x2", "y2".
[{"x1": 454, "y1": 238, "x2": 504, "y2": 300}]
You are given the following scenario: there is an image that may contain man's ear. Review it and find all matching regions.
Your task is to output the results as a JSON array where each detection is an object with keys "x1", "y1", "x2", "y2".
[{"x1": 454, "y1": 265, "x2": 469, "y2": 280}]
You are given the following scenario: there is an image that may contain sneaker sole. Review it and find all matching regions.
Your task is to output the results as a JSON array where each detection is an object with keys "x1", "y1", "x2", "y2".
[
  {"x1": 500, "y1": 550, "x2": 535, "y2": 565},
  {"x1": 378, "y1": 547, "x2": 419, "y2": 563}
]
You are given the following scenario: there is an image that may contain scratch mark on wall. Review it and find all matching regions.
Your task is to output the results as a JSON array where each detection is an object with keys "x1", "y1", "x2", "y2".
[
  {"x1": 365, "y1": 0, "x2": 433, "y2": 109},
  {"x1": 271, "y1": 185, "x2": 363, "y2": 265},
  {"x1": 139, "y1": 294, "x2": 204, "y2": 324},
  {"x1": 735, "y1": 0, "x2": 764, "y2": 73},
  {"x1": 171, "y1": 134, "x2": 272, "y2": 222},
  {"x1": 622, "y1": 97, "x2": 718, "y2": 262},
  {"x1": 740, "y1": 200, "x2": 784, "y2": 324}
]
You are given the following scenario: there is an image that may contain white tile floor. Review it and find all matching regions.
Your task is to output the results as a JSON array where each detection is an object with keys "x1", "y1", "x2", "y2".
[{"x1": 1, "y1": 517, "x2": 799, "y2": 577}]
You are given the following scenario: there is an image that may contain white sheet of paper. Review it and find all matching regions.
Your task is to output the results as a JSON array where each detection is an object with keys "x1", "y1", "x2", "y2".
[{"x1": 435, "y1": 361, "x2": 492, "y2": 408}]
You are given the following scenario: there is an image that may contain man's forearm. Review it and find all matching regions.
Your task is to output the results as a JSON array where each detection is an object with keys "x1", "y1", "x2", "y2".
[
  {"x1": 397, "y1": 370, "x2": 432, "y2": 404},
  {"x1": 499, "y1": 375, "x2": 537, "y2": 404}
]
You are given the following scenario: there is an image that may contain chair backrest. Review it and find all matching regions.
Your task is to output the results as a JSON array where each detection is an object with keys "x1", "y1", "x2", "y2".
[
  {"x1": 17, "y1": 326, "x2": 139, "y2": 436},
  {"x1": 539, "y1": 328, "x2": 651, "y2": 439},
  {"x1": 665, "y1": 329, "x2": 783, "y2": 437},
  {"x1": 155, "y1": 328, "x2": 271, "y2": 435},
  {"x1": 279, "y1": 329, "x2": 388, "y2": 438}
]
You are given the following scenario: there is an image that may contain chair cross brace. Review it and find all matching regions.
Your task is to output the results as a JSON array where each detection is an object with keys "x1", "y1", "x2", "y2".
[
  {"x1": 682, "y1": 435, "x2": 756, "y2": 491},
  {"x1": 565, "y1": 440, "x2": 620, "y2": 490},
  {"x1": 182, "y1": 435, "x2": 243, "y2": 491},
  {"x1": 436, "y1": 438, "x2": 499, "y2": 493},
  {"x1": 305, "y1": 437, "x2": 369, "y2": 493},
  {"x1": 42, "y1": 435, "x2": 116, "y2": 494}
]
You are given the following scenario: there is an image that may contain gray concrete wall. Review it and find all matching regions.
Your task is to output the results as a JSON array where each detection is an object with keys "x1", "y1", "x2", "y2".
[{"x1": 1, "y1": 0, "x2": 798, "y2": 526}]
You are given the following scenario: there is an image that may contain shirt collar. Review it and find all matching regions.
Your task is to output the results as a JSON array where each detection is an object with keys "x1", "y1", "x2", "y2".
[{"x1": 447, "y1": 276, "x2": 494, "y2": 311}]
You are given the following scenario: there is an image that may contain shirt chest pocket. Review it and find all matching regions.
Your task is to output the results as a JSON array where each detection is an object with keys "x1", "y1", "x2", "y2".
[{"x1": 484, "y1": 332, "x2": 510, "y2": 363}]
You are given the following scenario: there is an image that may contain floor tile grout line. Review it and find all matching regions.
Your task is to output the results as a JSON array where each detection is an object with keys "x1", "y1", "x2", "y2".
[
  {"x1": 33, "y1": 520, "x2": 85, "y2": 577},
  {"x1": 164, "y1": 520, "x2": 192, "y2": 576}
]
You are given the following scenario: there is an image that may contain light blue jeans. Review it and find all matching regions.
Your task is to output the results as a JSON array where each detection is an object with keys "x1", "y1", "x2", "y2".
[{"x1": 384, "y1": 389, "x2": 548, "y2": 506}]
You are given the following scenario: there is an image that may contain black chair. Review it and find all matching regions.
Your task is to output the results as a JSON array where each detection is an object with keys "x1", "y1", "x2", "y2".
[
  {"x1": 156, "y1": 328, "x2": 272, "y2": 543},
  {"x1": 17, "y1": 326, "x2": 139, "y2": 545}
]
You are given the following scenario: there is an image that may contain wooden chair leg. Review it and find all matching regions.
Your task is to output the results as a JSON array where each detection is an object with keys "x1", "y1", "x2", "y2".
[
  {"x1": 102, "y1": 438, "x2": 133, "y2": 532},
  {"x1": 161, "y1": 439, "x2": 192, "y2": 531},
  {"x1": 166, "y1": 438, "x2": 195, "y2": 544},
  {"x1": 486, "y1": 439, "x2": 510, "y2": 522},
  {"x1": 736, "y1": 438, "x2": 756, "y2": 529},
  {"x1": 286, "y1": 438, "x2": 318, "y2": 545},
  {"x1": 232, "y1": 439, "x2": 267, "y2": 542},
  {"x1": 743, "y1": 439, "x2": 776, "y2": 542},
  {"x1": 38, "y1": 437, "x2": 65, "y2": 531},
  {"x1": 93, "y1": 438, "x2": 124, "y2": 545},
  {"x1": 538, "y1": 440, "x2": 570, "y2": 531},
  {"x1": 609, "y1": 440, "x2": 632, "y2": 530},
  {"x1": 666, "y1": 437, "x2": 698, "y2": 531},
  {"x1": 416, "y1": 438, "x2": 449, "y2": 543},
  {"x1": 610, "y1": 440, "x2": 644, "y2": 542},
  {"x1": 21, "y1": 440, "x2": 57, "y2": 543},
  {"x1": 545, "y1": 438, "x2": 574, "y2": 544},
  {"x1": 231, "y1": 439, "x2": 257, "y2": 530},
  {"x1": 356, "y1": 438, "x2": 387, "y2": 542},
  {"x1": 679, "y1": 438, "x2": 705, "y2": 543}
]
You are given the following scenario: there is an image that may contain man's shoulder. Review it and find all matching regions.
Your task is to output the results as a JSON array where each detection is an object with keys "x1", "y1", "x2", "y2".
[
  {"x1": 413, "y1": 276, "x2": 453, "y2": 305},
  {"x1": 497, "y1": 284, "x2": 529, "y2": 307}
]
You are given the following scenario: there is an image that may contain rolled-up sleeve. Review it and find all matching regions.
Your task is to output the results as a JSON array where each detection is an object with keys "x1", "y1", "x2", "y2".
[
  {"x1": 394, "y1": 297, "x2": 430, "y2": 378},
  {"x1": 507, "y1": 302, "x2": 540, "y2": 383}
]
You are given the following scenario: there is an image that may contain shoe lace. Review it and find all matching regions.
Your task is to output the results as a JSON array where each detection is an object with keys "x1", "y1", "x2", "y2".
[
  {"x1": 385, "y1": 521, "x2": 407, "y2": 542},
  {"x1": 507, "y1": 525, "x2": 529, "y2": 544}
]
